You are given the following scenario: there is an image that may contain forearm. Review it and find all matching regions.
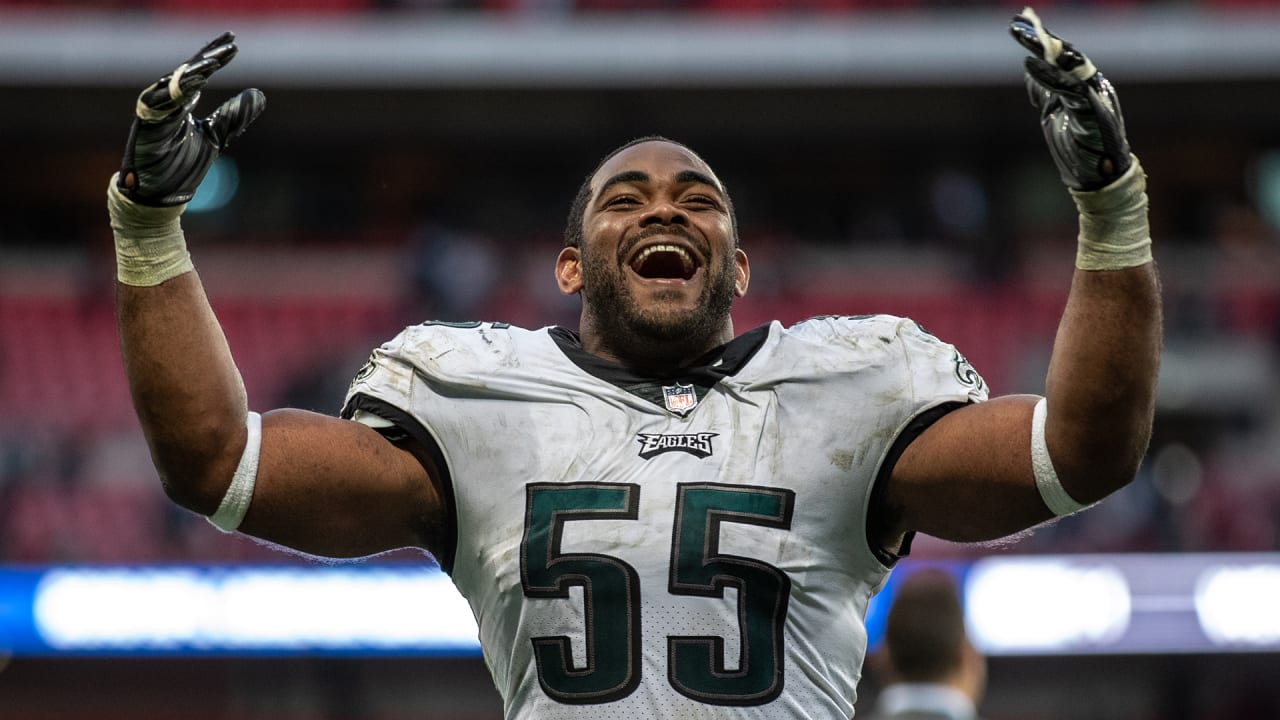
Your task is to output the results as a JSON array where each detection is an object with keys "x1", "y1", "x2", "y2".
[
  {"x1": 102, "y1": 34, "x2": 443, "y2": 555},
  {"x1": 118, "y1": 273, "x2": 249, "y2": 513},
  {"x1": 111, "y1": 164, "x2": 247, "y2": 515},
  {"x1": 1008, "y1": 9, "x2": 1164, "y2": 508},
  {"x1": 106, "y1": 34, "x2": 264, "y2": 514},
  {"x1": 1044, "y1": 227, "x2": 1162, "y2": 501}
]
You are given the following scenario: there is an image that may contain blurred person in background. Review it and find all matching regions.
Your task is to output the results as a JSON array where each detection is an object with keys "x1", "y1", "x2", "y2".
[
  {"x1": 866, "y1": 569, "x2": 986, "y2": 720},
  {"x1": 104, "y1": 9, "x2": 1159, "y2": 718}
]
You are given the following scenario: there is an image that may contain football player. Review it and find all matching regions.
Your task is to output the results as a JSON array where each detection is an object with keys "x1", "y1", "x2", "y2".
[{"x1": 108, "y1": 9, "x2": 1159, "y2": 718}]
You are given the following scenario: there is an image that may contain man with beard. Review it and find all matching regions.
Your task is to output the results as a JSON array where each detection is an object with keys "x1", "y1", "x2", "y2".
[
  {"x1": 107, "y1": 9, "x2": 1159, "y2": 719},
  {"x1": 557, "y1": 135, "x2": 747, "y2": 370}
]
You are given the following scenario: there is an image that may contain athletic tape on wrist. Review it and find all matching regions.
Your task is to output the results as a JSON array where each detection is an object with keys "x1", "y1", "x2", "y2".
[
  {"x1": 208, "y1": 411, "x2": 262, "y2": 533},
  {"x1": 107, "y1": 174, "x2": 194, "y2": 286},
  {"x1": 1031, "y1": 397, "x2": 1091, "y2": 516},
  {"x1": 1071, "y1": 156, "x2": 1152, "y2": 271}
]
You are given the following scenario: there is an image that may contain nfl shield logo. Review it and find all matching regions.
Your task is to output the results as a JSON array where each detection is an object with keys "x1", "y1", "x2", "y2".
[{"x1": 662, "y1": 383, "x2": 699, "y2": 416}]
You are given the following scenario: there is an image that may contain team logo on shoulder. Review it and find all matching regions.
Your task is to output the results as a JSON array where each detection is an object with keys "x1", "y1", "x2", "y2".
[
  {"x1": 662, "y1": 383, "x2": 699, "y2": 415},
  {"x1": 636, "y1": 433, "x2": 718, "y2": 460},
  {"x1": 349, "y1": 355, "x2": 377, "y2": 391},
  {"x1": 952, "y1": 349, "x2": 986, "y2": 391}
]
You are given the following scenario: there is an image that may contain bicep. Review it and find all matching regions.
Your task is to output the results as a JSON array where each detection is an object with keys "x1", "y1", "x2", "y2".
[
  {"x1": 236, "y1": 408, "x2": 446, "y2": 560},
  {"x1": 880, "y1": 395, "x2": 1054, "y2": 547}
]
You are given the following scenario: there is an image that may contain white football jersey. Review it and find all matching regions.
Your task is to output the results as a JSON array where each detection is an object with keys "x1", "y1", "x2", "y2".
[{"x1": 342, "y1": 315, "x2": 987, "y2": 720}]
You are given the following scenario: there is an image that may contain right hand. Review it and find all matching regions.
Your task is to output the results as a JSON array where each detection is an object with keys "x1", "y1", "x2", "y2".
[
  {"x1": 1010, "y1": 8, "x2": 1131, "y2": 191},
  {"x1": 117, "y1": 32, "x2": 266, "y2": 207}
]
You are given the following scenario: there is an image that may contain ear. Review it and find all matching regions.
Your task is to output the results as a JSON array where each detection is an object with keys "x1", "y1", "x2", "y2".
[
  {"x1": 733, "y1": 248, "x2": 750, "y2": 298},
  {"x1": 556, "y1": 246, "x2": 583, "y2": 295}
]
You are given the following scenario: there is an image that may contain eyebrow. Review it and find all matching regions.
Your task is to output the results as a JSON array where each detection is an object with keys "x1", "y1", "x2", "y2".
[
  {"x1": 594, "y1": 169, "x2": 726, "y2": 203},
  {"x1": 675, "y1": 170, "x2": 724, "y2": 196},
  {"x1": 596, "y1": 170, "x2": 650, "y2": 200}
]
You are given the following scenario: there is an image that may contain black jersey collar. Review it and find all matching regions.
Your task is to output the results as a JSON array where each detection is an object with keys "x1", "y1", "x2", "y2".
[{"x1": 549, "y1": 324, "x2": 771, "y2": 410}]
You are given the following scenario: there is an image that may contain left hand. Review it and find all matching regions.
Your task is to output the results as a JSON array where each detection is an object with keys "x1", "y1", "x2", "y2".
[{"x1": 1010, "y1": 8, "x2": 1131, "y2": 191}]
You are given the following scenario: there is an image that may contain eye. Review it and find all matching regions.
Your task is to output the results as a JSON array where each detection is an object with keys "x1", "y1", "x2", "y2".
[
  {"x1": 683, "y1": 195, "x2": 721, "y2": 209},
  {"x1": 604, "y1": 195, "x2": 641, "y2": 208}
]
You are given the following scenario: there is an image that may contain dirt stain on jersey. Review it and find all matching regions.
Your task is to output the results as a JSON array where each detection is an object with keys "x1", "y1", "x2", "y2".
[{"x1": 829, "y1": 450, "x2": 857, "y2": 473}]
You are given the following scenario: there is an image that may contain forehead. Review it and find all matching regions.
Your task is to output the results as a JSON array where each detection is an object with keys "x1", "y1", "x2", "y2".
[{"x1": 590, "y1": 141, "x2": 721, "y2": 193}]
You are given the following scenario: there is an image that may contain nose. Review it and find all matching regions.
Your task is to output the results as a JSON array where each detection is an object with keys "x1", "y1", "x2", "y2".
[{"x1": 639, "y1": 198, "x2": 688, "y2": 228}]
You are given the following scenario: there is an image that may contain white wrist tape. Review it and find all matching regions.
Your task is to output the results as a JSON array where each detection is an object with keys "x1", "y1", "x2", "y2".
[
  {"x1": 208, "y1": 411, "x2": 262, "y2": 533},
  {"x1": 1031, "y1": 397, "x2": 1092, "y2": 516},
  {"x1": 107, "y1": 174, "x2": 194, "y2": 286},
  {"x1": 1070, "y1": 156, "x2": 1152, "y2": 271}
]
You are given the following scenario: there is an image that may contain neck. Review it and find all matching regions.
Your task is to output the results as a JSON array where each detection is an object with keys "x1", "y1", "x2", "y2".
[{"x1": 577, "y1": 315, "x2": 736, "y2": 373}]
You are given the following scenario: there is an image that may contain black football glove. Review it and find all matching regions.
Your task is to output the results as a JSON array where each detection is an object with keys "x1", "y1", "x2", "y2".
[
  {"x1": 117, "y1": 32, "x2": 266, "y2": 207},
  {"x1": 1010, "y1": 8, "x2": 1130, "y2": 191}
]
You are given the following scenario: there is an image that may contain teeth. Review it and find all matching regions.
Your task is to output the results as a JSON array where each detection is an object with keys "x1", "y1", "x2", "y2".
[{"x1": 633, "y1": 244, "x2": 694, "y2": 270}]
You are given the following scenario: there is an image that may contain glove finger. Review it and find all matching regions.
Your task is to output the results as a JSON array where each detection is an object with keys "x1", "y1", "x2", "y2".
[
  {"x1": 136, "y1": 47, "x2": 229, "y2": 119},
  {"x1": 1084, "y1": 71, "x2": 1122, "y2": 117},
  {"x1": 173, "y1": 55, "x2": 224, "y2": 96},
  {"x1": 136, "y1": 84, "x2": 188, "y2": 118},
  {"x1": 165, "y1": 35, "x2": 238, "y2": 100},
  {"x1": 1025, "y1": 57, "x2": 1085, "y2": 95},
  {"x1": 1085, "y1": 84, "x2": 1132, "y2": 175},
  {"x1": 1009, "y1": 16, "x2": 1046, "y2": 58},
  {"x1": 1011, "y1": 10, "x2": 1095, "y2": 79},
  {"x1": 204, "y1": 88, "x2": 266, "y2": 148},
  {"x1": 1051, "y1": 39, "x2": 1091, "y2": 76},
  {"x1": 173, "y1": 38, "x2": 238, "y2": 96},
  {"x1": 1023, "y1": 71, "x2": 1057, "y2": 114},
  {"x1": 187, "y1": 31, "x2": 237, "y2": 66},
  {"x1": 1011, "y1": 12, "x2": 1075, "y2": 66}
]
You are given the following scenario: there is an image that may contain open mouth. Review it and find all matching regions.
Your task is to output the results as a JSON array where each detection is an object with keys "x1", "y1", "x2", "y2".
[{"x1": 628, "y1": 243, "x2": 700, "y2": 281}]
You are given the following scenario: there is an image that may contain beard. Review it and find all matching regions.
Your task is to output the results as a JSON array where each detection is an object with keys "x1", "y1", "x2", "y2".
[{"x1": 578, "y1": 233, "x2": 738, "y2": 370}]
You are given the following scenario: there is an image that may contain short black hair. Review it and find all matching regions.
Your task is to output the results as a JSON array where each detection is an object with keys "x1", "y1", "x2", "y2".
[
  {"x1": 563, "y1": 135, "x2": 738, "y2": 248},
  {"x1": 884, "y1": 570, "x2": 968, "y2": 682}
]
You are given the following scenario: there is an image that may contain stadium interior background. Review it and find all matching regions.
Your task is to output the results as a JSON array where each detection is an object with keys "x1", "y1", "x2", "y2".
[{"x1": 2, "y1": 1, "x2": 1279, "y2": 718}]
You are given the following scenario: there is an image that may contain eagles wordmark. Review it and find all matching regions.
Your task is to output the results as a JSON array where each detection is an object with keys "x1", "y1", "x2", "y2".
[{"x1": 636, "y1": 432, "x2": 719, "y2": 460}]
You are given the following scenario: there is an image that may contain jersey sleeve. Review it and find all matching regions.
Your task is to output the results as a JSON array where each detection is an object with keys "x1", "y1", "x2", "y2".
[
  {"x1": 342, "y1": 328, "x2": 418, "y2": 421},
  {"x1": 800, "y1": 315, "x2": 989, "y2": 567},
  {"x1": 881, "y1": 318, "x2": 989, "y2": 560},
  {"x1": 892, "y1": 318, "x2": 989, "y2": 408},
  {"x1": 795, "y1": 314, "x2": 988, "y2": 411},
  {"x1": 339, "y1": 325, "x2": 462, "y2": 572}
]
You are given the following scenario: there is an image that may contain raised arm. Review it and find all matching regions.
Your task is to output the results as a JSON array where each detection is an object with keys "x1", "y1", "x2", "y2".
[
  {"x1": 111, "y1": 35, "x2": 446, "y2": 559},
  {"x1": 876, "y1": 9, "x2": 1162, "y2": 549}
]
